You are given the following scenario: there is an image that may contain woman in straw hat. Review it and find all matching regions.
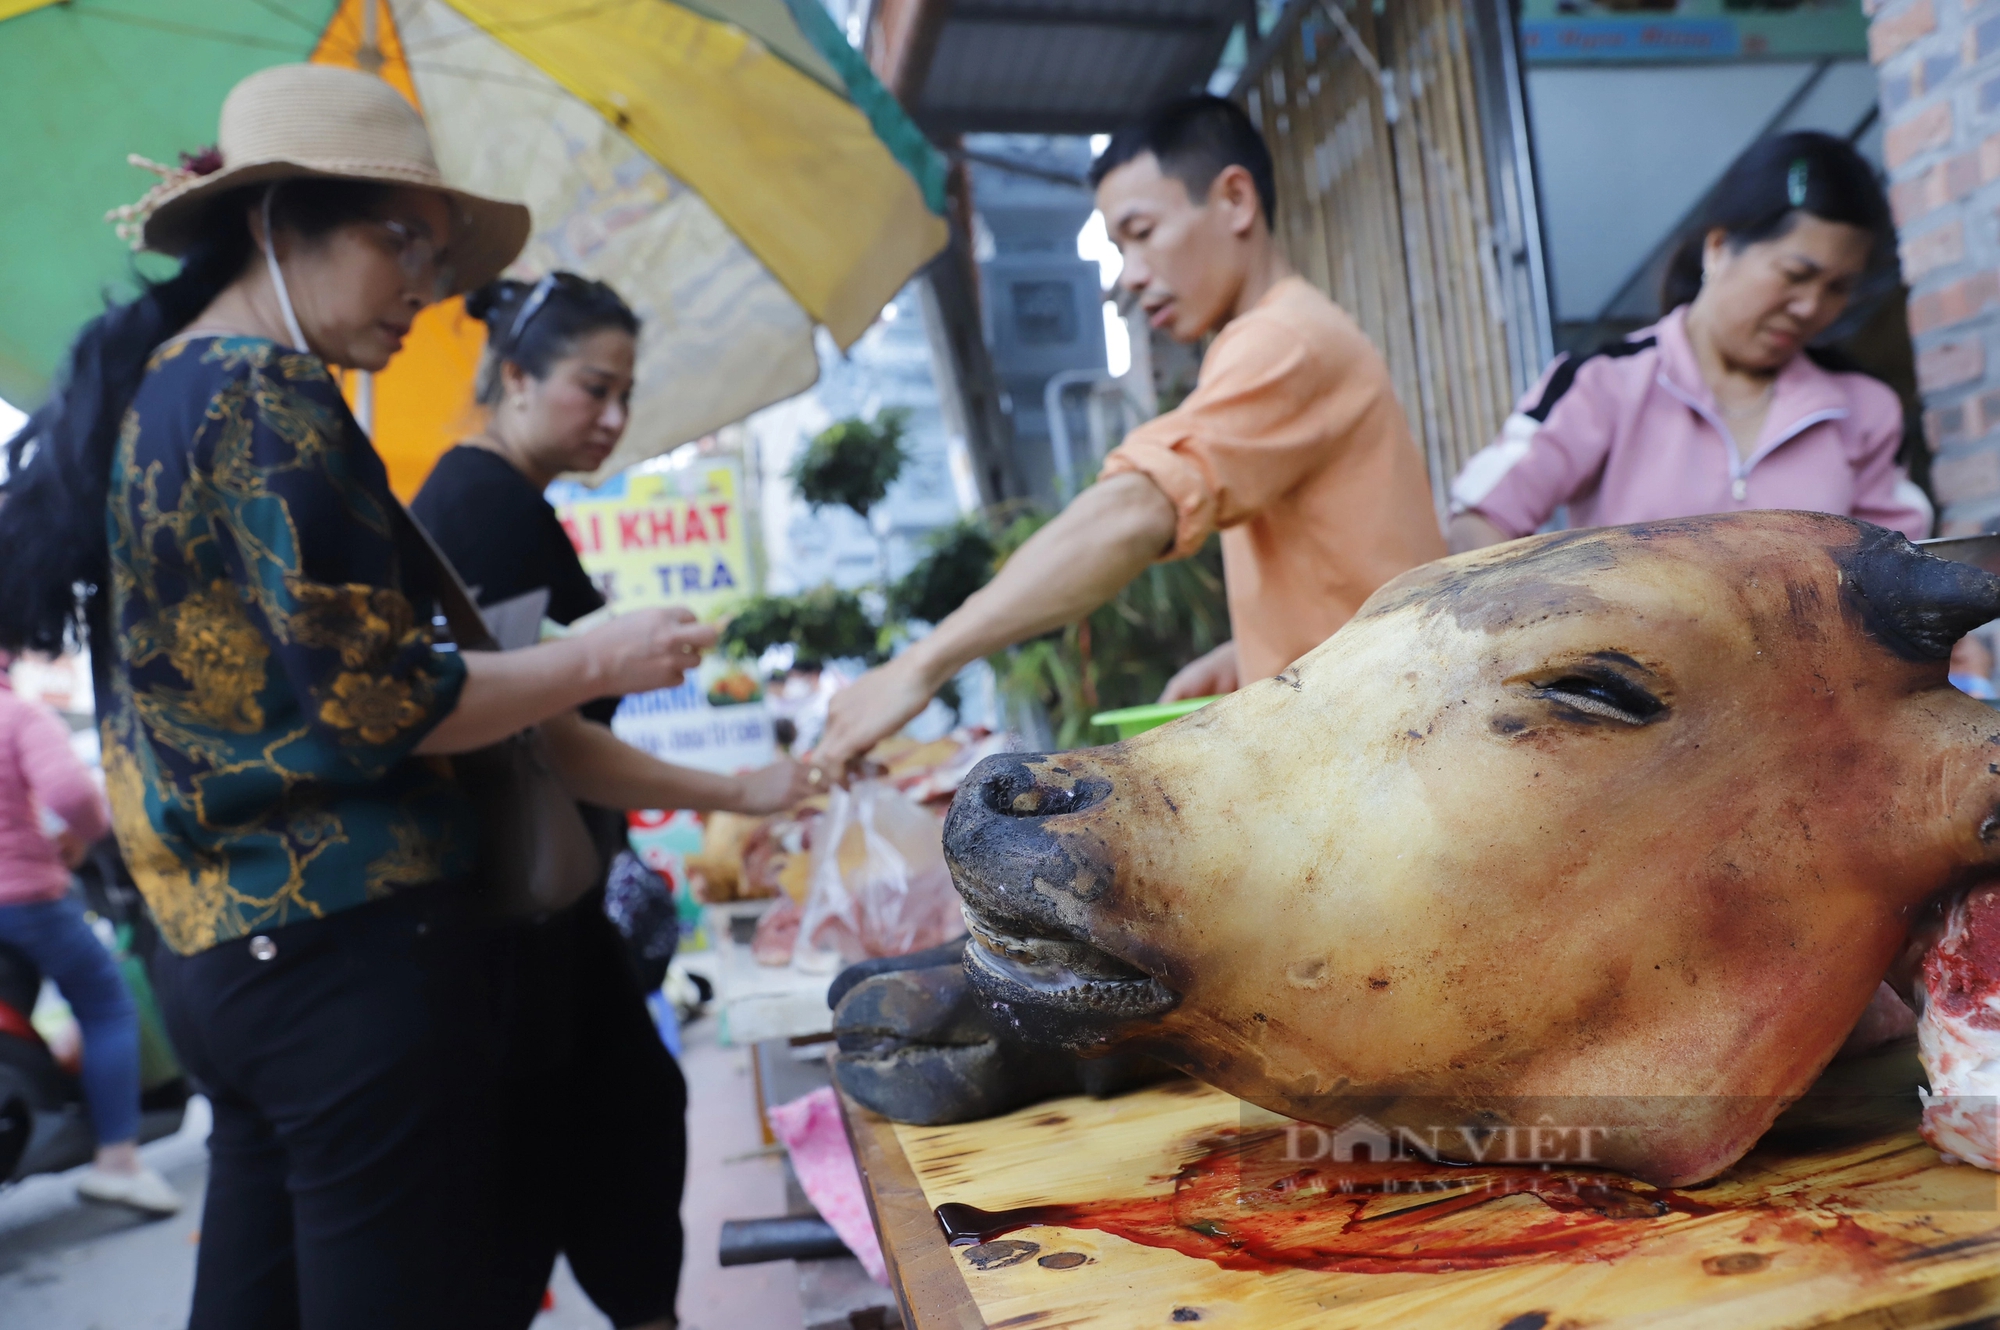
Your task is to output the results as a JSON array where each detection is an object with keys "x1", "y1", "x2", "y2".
[{"x1": 0, "y1": 64, "x2": 713, "y2": 1328}]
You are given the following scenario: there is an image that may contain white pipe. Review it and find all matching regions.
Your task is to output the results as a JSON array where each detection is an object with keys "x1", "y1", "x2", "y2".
[
  {"x1": 1043, "y1": 368, "x2": 1114, "y2": 500},
  {"x1": 354, "y1": 370, "x2": 375, "y2": 437}
]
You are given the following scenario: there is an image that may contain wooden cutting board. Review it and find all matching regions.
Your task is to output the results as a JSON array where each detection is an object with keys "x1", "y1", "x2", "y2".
[{"x1": 843, "y1": 1042, "x2": 2000, "y2": 1329}]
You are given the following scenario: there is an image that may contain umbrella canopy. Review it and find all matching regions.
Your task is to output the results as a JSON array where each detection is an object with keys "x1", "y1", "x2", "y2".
[{"x1": 0, "y1": 0, "x2": 948, "y2": 491}]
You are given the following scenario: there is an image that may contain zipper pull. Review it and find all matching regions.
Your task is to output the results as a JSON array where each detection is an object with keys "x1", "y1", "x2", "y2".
[{"x1": 1731, "y1": 478, "x2": 1748, "y2": 501}]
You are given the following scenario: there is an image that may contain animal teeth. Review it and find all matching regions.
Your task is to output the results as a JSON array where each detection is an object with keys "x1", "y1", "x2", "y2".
[
  {"x1": 965, "y1": 937, "x2": 1173, "y2": 1008},
  {"x1": 963, "y1": 913, "x2": 1148, "y2": 983}
]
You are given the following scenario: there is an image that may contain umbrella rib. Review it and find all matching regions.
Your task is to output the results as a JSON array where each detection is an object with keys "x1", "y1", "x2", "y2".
[
  {"x1": 243, "y1": 0, "x2": 327, "y2": 36},
  {"x1": 359, "y1": 0, "x2": 562, "y2": 92},
  {"x1": 400, "y1": 0, "x2": 645, "y2": 51},
  {"x1": 401, "y1": 58, "x2": 564, "y2": 93},
  {"x1": 69, "y1": 6, "x2": 309, "y2": 52}
]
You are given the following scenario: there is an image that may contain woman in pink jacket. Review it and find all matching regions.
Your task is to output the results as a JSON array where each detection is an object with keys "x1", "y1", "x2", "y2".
[
  {"x1": 0, "y1": 651, "x2": 177, "y2": 1213},
  {"x1": 1451, "y1": 131, "x2": 1931, "y2": 550}
]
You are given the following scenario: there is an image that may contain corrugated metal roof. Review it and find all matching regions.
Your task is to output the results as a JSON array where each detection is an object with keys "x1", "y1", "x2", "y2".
[{"x1": 912, "y1": 0, "x2": 1241, "y2": 135}]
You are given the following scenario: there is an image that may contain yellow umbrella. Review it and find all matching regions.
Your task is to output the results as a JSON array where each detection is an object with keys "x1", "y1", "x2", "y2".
[{"x1": 0, "y1": 0, "x2": 949, "y2": 494}]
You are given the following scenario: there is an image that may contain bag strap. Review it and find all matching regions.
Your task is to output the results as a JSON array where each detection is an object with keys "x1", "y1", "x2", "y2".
[{"x1": 386, "y1": 499, "x2": 499, "y2": 653}]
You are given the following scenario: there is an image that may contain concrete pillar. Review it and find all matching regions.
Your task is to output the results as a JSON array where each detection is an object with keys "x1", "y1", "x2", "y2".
[{"x1": 1875, "y1": 0, "x2": 2000, "y2": 531}]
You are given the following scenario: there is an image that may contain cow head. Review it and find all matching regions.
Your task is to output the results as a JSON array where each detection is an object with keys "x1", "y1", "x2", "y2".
[{"x1": 945, "y1": 512, "x2": 2000, "y2": 1184}]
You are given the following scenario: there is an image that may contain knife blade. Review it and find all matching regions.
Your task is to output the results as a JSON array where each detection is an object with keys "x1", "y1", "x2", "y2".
[{"x1": 1917, "y1": 533, "x2": 2000, "y2": 575}]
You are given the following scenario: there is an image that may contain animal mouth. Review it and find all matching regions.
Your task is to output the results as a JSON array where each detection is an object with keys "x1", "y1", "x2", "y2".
[{"x1": 958, "y1": 899, "x2": 1179, "y2": 1043}]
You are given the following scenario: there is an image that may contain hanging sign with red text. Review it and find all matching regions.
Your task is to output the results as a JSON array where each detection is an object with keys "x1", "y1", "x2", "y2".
[{"x1": 547, "y1": 460, "x2": 752, "y2": 619}]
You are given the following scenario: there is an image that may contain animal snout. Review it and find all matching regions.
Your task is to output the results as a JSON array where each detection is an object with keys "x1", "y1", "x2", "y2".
[
  {"x1": 974, "y1": 759, "x2": 1112, "y2": 819},
  {"x1": 944, "y1": 755, "x2": 1119, "y2": 917}
]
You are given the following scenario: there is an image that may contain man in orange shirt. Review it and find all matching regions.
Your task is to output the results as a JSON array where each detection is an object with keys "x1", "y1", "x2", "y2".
[{"x1": 815, "y1": 95, "x2": 1444, "y2": 772}]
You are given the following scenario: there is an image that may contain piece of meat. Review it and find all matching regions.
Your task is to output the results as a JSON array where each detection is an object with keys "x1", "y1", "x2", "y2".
[
  {"x1": 686, "y1": 811, "x2": 759, "y2": 902},
  {"x1": 739, "y1": 804, "x2": 824, "y2": 902},
  {"x1": 1919, "y1": 883, "x2": 2000, "y2": 1168},
  {"x1": 896, "y1": 730, "x2": 1010, "y2": 805},
  {"x1": 752, "y1": 898, "x2": 803, "y2": 967}
]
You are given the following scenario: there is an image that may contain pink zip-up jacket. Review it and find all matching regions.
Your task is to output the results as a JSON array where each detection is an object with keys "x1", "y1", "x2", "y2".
[
  {"x1": 1451, "y1": 305, "x2": 1931, "y2": 542},
  {"x1": 0, "y1": 663, "x2": 109, "y2": 907}
]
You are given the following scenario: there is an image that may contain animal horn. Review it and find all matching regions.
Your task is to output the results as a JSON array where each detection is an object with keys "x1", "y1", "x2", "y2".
[{"x1": 1843, "y1": 524, "x2": 2000, "y2": 661}]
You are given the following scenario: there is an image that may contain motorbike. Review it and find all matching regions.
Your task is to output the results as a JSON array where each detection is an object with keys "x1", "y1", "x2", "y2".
[{"x1": 0, "y1": 842, "x2": 189, "y2": 1184}]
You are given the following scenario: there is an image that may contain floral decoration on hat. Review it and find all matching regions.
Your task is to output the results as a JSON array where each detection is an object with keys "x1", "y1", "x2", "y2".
[{"x1": 105, "y1": 148, "x2": 224, "y2": 250}]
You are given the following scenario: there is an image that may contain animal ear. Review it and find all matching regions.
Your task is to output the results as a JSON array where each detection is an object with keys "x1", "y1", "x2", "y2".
[{"x1": 1842, "y1": 524, "x2": 2000, "y2": 661}]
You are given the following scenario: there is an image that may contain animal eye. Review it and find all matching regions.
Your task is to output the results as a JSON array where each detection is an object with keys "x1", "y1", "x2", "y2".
[{"x1": 1528, "y1": 673, "x2": 1664, "y2": 725}]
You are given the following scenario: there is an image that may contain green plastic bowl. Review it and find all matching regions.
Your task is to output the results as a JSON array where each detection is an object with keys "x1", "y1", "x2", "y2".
[{"x1": 1089, "y1": 695, "x2": 1220, "y2": 740}]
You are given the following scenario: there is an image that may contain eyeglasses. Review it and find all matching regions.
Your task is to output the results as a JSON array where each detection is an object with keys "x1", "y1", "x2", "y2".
[{"x1": 375, "y1": 218, "x2": 454, "y2": 301}]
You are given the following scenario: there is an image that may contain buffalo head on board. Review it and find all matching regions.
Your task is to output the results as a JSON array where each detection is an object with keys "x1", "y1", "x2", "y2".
[{"x1": 944, "y1": 512, "x2": 2000, "y2": 1186}]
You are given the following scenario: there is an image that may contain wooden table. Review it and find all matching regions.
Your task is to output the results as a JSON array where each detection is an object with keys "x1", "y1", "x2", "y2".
[{"x1": 841, "y1": 1044, "x2": 2000, "y2": 1329}]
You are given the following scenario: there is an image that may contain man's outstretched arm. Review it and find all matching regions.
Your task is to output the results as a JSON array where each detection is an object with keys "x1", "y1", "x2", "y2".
[{"x1": 814, "y1": 472, "x2": 1178, "y2": 773}]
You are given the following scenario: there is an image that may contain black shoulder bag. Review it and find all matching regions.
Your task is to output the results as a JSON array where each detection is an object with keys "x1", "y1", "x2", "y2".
[{"x1": 392, "y1": 501, "x2": 602, "y2": 920}]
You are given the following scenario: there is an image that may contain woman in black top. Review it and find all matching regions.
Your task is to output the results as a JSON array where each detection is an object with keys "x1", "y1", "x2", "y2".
[
  {"x1": 412, "y1": 280, "x2": 621, "y2": 636},
  {"x1": 413, "y1": 272, "x2": 811, "y2": 1330}
]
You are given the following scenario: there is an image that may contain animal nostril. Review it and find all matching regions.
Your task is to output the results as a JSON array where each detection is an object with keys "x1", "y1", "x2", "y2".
[{"x1": 980, "y1": 764, "x2": 1112, "y2": 819}]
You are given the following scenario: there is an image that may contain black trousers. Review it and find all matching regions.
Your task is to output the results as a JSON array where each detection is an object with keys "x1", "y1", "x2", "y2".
[
  {"x1": 152, "y1": 888, "x2": 544, "y2": 1330},
  {"x1": 502, "y1": 896, "x2": 688, "y2": 1329}
]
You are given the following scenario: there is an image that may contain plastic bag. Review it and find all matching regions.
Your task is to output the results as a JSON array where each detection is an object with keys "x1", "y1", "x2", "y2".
[
  {"x1": 796, "y1": 779, "x2": 961, "y2": 965},
  {"x1": 751, "y1": 897, "x2": 803, "y2": 967}
]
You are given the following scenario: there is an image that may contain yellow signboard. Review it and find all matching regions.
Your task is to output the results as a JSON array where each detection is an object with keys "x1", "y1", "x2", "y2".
[{"x1": 547, "y1": 460, "x2": 752, "y2": 618}]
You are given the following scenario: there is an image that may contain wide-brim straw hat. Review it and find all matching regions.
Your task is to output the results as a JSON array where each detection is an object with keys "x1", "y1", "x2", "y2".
[{"x1": 138, "y1": 64, "x2": 529, "y2": 296}]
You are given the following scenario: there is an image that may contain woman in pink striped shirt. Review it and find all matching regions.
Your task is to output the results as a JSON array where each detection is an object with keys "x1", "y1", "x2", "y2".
[
  {"x1": 1450, "y1": 132, "x2": 1931, "y2": 551},
  {"x1": 1451, "y1": 133, "x2": 1934, "y2": 1056},
  {"x1": 0, "y1": 651, "x2": 177, "y2": 1213}
]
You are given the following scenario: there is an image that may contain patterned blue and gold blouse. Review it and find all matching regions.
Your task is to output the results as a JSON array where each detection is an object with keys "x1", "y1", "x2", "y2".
[{"x1": 101, "y1": 337, "x2": 475, "y2": 955}]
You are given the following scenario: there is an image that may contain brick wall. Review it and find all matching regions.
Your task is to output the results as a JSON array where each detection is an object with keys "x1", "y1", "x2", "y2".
[{"x1": 1876, "y1": 0, "x2": 2000, "y2": 531}]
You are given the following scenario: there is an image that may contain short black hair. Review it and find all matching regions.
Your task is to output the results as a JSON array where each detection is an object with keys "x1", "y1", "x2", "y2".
[
  {"x1": 465, "y1": 272, "x2": 640, "y2": 406},
  {"x1": 1660, "y1": 131, "x2": 1893, "y2": 314},
  {"x1": 1088, "y1": 94, "x2": 1277, "y2": 231}
]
